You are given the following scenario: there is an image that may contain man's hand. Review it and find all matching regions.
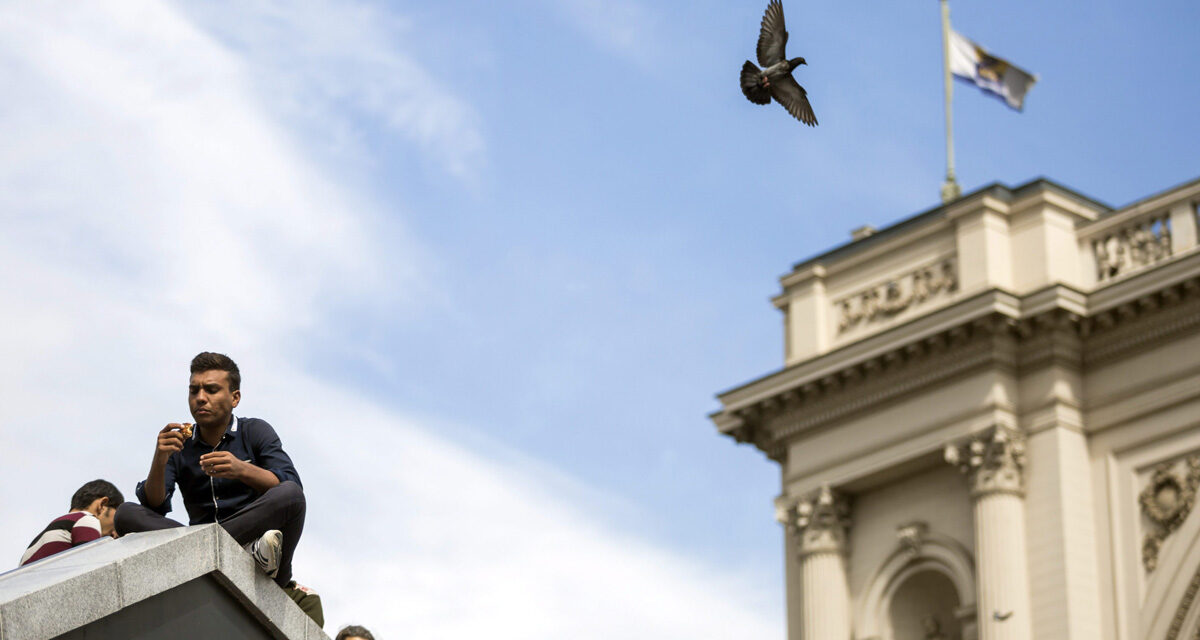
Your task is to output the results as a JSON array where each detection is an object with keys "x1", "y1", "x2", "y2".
[
  {"x1": 145, "y1": 424, "x2": 186, "y2": 509},
  {"x1": 156, "y1": 424, "x2": 186, "y2": 462},
  {"x1": 199, "y1": 451, "x2": 248, "y2": 480}
]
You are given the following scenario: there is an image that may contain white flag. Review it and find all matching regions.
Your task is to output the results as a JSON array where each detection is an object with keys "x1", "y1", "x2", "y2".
[{"x1": 949, "y1": 30, "x2": 1037, "y2": 111}]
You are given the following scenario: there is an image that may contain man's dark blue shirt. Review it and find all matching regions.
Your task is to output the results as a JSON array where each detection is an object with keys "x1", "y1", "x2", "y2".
[{"x1": 135, "y1": 416, "x2": 302, "y2": 525}]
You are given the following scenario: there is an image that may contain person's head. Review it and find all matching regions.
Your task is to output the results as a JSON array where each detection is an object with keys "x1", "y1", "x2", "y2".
[
  {"x1": 189, "y1": 352, "x2": 241, "y2": 429},
  {"x1": 70, "y1": 479, "x2": 124, "y2": 537},
  {"x1": 335, "y1": 625, "x2": 375, "y2": 640}
]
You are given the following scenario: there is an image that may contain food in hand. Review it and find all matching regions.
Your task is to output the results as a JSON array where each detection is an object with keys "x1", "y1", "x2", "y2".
[{"x1": 179, "y1": 423, "x2": 193, "y2": 439}]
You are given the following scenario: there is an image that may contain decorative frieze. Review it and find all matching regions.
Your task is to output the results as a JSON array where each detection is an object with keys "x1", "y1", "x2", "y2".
[
  {"x1": 1093, "y1": 212, "x2": 1172, "y2": 281},
  {"x1": 781, "y1": 485, "x2": 852, "y2": 557},
  {"x1": 1141, "y1": 455, "x2": 1200, "y2": 572},
  {"x1": 836, "y1": 256, "x2": 958, "y2": 333},
  {"x1": 944, "y1": 426, "x2": 1027, "y2": 498}
]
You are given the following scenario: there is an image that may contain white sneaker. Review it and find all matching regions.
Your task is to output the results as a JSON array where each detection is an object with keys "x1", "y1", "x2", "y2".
[{"x1": 247, "y1": 530, "x2": 283, "y2": 578}]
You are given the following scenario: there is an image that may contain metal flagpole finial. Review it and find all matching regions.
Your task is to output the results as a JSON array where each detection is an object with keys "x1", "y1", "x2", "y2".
[{"x1": 941, "y1": 178, "x2": 961, "y2": 203}]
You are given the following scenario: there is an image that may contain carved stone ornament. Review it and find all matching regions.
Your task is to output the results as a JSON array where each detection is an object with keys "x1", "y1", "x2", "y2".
[
  {"x1": 896, "y1": 520, "x2": 930, "y2": 558},
  {"x1": 1141, "y1": 456, "x2": 1200, "y2": 573},
  {"x1": 787, "y1": 484, "x2": 852, "y2": 557},
  {"x1": 944, "y1": 426, "x2": 1027, "y2": 498},
  {"x1": 836, "y1": 256, "x2": 958, "y2": 333}
]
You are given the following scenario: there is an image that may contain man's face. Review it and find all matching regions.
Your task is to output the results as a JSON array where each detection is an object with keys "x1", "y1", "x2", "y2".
[{"x1": 189, "y1": 369, "x2": 241, "y2": 429}]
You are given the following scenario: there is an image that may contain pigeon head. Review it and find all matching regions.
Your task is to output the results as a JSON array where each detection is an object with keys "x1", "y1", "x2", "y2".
[{"x1": 789, "y1": 57, "x2": 807, "y2": 69}]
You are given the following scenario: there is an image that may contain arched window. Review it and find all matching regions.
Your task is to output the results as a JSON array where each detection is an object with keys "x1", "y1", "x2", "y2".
[{"x1": 856, "y1": 529, "x2": 977, "y2": 640}]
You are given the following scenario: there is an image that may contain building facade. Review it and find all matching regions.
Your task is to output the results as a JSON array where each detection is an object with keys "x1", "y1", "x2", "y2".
[{"x1": 711, "y1": 177, "x2": 1200, "y2": 640}]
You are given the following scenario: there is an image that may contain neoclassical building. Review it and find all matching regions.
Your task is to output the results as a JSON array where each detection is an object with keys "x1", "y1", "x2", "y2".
[{"x1": 711, "y1": 177, "x2": 1200, "y2": 640}]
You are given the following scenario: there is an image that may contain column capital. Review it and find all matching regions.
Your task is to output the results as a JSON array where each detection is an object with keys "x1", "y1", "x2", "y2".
[
  {"x1": 780, "y1": 484, "x2": 852, "y2": 557},
  {"x1": 944, "y1": 425, "x2": 1028, "y2": 498}
]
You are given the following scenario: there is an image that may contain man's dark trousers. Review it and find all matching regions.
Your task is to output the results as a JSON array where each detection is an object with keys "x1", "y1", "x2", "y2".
[{"x1": 115, "y1": 481, "x2": 305, "y2": 587}]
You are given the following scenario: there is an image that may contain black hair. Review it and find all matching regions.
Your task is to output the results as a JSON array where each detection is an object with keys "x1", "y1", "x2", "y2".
[
  {"x1": 191, "y1": 352, "x2": 241, "y2": 391},
  {"x1": 335, "y1": 626, "x2": 375, "y2": 640},
  {"x1": 69, "y1": 479, "x2": 125, "y2": 511}
]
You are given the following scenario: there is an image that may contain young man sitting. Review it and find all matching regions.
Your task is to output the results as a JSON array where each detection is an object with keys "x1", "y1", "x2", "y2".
[
  {"x1": 20, "y1": 479, "x2": 124, "y2": 566},
  {"x1": 114, "y1": 352, "x2": 306, "y2": 587}
]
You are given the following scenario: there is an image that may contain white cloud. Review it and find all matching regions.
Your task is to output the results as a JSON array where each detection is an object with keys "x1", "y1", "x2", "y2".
[
  {"x1": 177, "y1": 0, "x2": 486, "y2": 181},
  {"x1": 0, "y1": 2, "x2": 779, "y2": 637}
]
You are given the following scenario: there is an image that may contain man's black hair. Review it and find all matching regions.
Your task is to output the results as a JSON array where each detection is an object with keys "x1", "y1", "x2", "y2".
[
  {"x1": 191, "y1": 351, "x2": 241, "y2": 391},
  {"x1": 335, "y1": 625, "x2": 375, "y2": 640},
  {"x1": 69, "y1": 479, "x2": 125, "y2": 511}
]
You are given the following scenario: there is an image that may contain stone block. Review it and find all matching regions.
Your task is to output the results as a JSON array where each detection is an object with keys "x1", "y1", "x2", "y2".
[
  {"x1": 0, "y1": 563, "x2": 121, "y2": 640},
  {"x1": 118, "y1": 526, "x2": 219, "y2": 606},
  {"x1": 0, "y1": 523, "x2": 318, "y2": 639}
]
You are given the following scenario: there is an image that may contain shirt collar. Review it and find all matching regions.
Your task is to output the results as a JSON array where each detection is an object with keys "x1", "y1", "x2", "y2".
[{"x1": 190, "y1": 414, "x2": 237, "y2": 441}]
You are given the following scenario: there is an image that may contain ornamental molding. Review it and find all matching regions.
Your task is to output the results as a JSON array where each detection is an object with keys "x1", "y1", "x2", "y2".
[
  {"x1": 778, "y1": 485, "x2": 852, "y2": 558},
  {"x1": 1142, "y1": 455, "x2": 1200, "y2": 573},
  {"x1": 944, "y1": 426, "x2": 1027, "y2": 498},
  {"x1": 835, "y1": 255, "x2": 958, "y2": 334}
]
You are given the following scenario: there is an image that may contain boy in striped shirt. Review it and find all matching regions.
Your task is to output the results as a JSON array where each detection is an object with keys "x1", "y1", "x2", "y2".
[{"x1": 20, "y1": 480, "x2": 124, "y2": 567}]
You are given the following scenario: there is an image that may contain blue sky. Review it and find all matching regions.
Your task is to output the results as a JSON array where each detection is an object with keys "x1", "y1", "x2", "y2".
[{"x1": 1, "y1": 1, "x2": 1198, "y2": 637}]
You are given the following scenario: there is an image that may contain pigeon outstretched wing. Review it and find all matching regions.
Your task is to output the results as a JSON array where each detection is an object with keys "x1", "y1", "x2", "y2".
[
  {"x1": 769, "y1": 75, "x2": 817, "y2": 127},
  {"x1": 756, "y1": 0, "x2": 788, "y2": 66}
]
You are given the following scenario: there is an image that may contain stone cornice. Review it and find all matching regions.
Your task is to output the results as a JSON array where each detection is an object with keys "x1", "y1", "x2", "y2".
[
  {"x1": 715, "y1": 288, "x2": 1021, "y2": 410},
  {"x1": 763, "y1": 327, "x2": 1005, "y2": 444},
  {"x1": 1082, "y1": 287, "x2": 1200, "y2": 368},
  {"x1": 713, "y1": 264, "x2": 1200, "y2": 461}
]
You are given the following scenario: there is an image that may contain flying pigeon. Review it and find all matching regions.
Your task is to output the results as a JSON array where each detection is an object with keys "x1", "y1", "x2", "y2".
[{"x1": 740, "y1": 0, "x2": 817, "y2": 126}]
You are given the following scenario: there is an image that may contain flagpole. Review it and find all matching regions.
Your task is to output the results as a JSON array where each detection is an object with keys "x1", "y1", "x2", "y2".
[{"x1": 939, "y1": 0, "x2": 961, "y2": 203}]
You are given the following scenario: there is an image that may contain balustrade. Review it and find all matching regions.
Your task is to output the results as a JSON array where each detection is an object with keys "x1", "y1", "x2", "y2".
[{"x1": 1091, "y1": 212, "x2": 1172, "y2": 281}]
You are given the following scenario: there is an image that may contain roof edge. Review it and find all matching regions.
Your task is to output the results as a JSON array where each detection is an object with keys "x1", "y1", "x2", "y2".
[{"x1": 787, "y1": 177, "x2": 1113, "y2": 275}]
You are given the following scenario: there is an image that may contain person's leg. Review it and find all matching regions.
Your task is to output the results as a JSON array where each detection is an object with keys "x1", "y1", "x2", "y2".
[
  {"x1": 114, "y1": 503, "x2": 185, "y2": 536},
  {"x1": 218, "y1": 480, "x2": 306, "y2": 586}
]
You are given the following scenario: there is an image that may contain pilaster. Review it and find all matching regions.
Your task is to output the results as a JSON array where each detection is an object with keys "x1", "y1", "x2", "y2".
[{"x1": 1023, "y1": 418, "x2": 1102, "y2": 640}]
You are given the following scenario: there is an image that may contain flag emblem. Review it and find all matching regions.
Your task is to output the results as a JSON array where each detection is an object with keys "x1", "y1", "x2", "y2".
[{"x1": 949, "y1": 30, "x2": 1037, "y2": 111}]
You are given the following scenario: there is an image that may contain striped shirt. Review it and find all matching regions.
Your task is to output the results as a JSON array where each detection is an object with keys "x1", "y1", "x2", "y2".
[{"x1": 20, "y1": 511, "x2": 102, "y2": 566}]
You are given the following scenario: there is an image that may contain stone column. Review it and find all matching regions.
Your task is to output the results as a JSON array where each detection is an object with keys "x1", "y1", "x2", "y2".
[
  {"x1": 784, "y1": 484, "x2": 852, "y2": 640},
  {"x1": 945, "y1": 427, "x2": 1033, "y2": 640}
]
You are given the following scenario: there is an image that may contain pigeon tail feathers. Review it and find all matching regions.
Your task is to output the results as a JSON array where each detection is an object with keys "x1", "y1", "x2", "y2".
[{"x1": 740, "y1": 61, "x2": 771, "y2": 105}]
